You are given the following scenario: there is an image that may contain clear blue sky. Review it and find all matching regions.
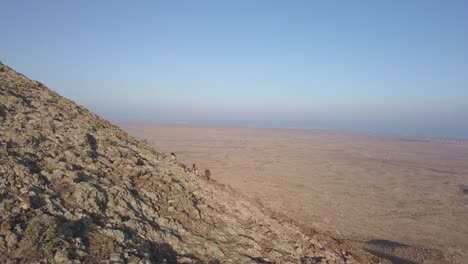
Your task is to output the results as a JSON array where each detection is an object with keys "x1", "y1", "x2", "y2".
[{"x1": 2, "y1": 1, "x2": 467, "y2": 138}]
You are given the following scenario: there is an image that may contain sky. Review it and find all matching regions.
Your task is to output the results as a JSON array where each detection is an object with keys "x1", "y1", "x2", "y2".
[{"x1": 1, "y1": 1, "x2": 468, "y2": 138}]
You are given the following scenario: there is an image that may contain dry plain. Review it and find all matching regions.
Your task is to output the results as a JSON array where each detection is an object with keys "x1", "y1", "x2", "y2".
[{"x1": 118, "y1": 122, "x2": 468, "y2": 262}]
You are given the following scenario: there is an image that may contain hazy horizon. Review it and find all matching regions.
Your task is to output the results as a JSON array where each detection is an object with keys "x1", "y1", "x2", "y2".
[
  {"x1": 114, "y1": 119, "x2": 468, "y2": 140},
  {"x1": 2, "y1": 1, "x2": 467, "y2": 138}
]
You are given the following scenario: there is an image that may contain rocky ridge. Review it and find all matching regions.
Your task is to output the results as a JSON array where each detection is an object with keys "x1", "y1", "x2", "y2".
[{"x1": 0, "y1": 62, "x2": 389, "y2": 263}]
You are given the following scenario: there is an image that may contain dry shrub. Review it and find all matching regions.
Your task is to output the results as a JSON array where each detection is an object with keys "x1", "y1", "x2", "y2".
[
  {"x1": 88, "y1": 230, "x2": 119, "y2": 261},
  {"x1": 17, "y1": 214, "x2": 62, "y2": 261},
  {"x1": 52, "y1": 181, "x2": 78, "y2": 209}
]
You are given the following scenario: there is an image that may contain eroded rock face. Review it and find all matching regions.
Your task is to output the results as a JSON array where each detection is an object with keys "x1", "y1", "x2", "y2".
[{"x1": 0, "y1": 63, "x2": 384, "y2": 263}]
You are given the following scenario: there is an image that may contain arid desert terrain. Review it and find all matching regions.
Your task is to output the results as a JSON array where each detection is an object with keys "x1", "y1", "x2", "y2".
[
  {"x1": 119, "y1": 122, "x2": 468, "y2": 262},
  {"x1": 2, "y1": 64, "x2": 389, "y2": 263}
]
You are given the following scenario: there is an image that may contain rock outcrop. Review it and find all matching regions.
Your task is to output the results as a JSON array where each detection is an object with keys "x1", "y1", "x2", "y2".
[{"x1": 0, "y1": 62, "x2": 383, "y2": 263}]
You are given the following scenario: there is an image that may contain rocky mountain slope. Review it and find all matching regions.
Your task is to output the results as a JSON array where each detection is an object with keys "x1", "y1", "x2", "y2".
[{"x1": 0, "y1": 62, "x2": 392, "y2": 263}]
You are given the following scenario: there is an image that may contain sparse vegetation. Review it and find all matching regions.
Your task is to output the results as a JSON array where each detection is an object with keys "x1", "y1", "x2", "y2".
[
  {"x1": 17, "y1": 214, "x2": 62, "y2": 261},
  {"x1": 88, "y1": 231, "x2": 118, "y2": 261}
]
